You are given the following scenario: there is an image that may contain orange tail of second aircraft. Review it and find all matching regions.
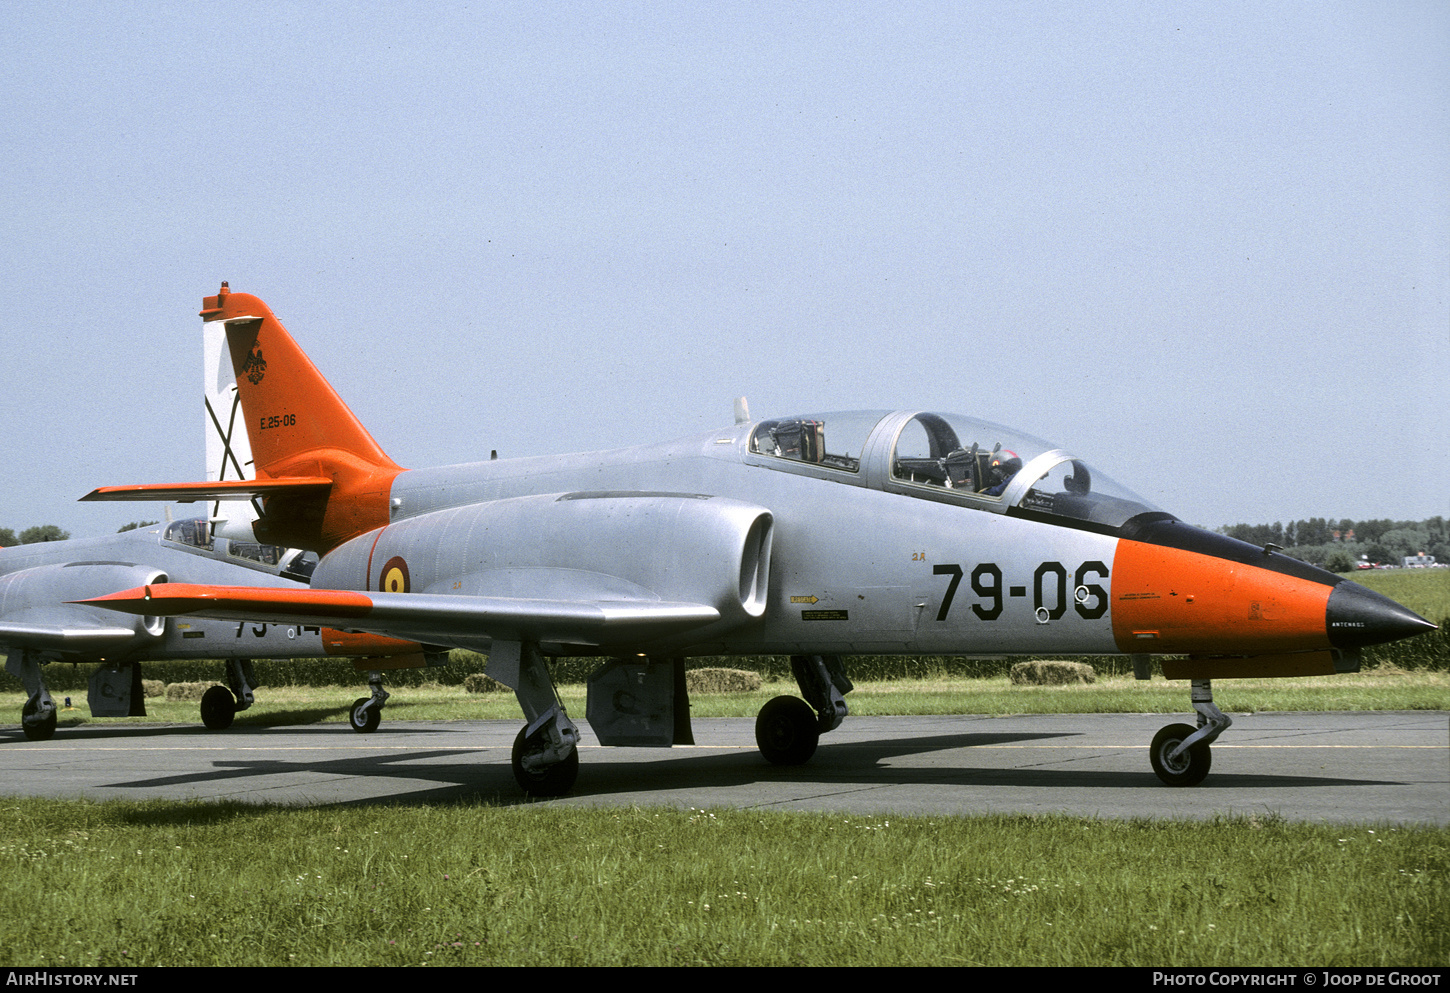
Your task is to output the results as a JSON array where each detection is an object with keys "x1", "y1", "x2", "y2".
[{"x1": 201, "y1": 283, "x2": 404, "y2": 552}]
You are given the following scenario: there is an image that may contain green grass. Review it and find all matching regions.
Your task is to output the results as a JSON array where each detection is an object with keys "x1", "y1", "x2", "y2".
[{"x1": 0, "y1": 799, "x2": 1443, "y2": 967}]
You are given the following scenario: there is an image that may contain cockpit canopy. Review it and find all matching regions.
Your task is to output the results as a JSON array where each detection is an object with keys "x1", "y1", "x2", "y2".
[
  {"x1": 750, "y1": 410, "x2": 1164, "y2": 531},
  {"x1": 751, "y1": 410, "x2": 885, "y2": 473},
  {"x1": 163, "y1": 517, "x2": 318, "y2": 581}
]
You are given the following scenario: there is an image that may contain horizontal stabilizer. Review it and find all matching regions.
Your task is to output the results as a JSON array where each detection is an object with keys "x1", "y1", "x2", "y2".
[
  {"x1": 80, "y1": 478, "x2": 333, "y2": 503},
  {"x1": 77, "y1": 583, "x2": 722, "y2": 649}
]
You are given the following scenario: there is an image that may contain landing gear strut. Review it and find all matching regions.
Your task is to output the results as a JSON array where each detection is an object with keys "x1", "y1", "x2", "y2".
[{"x1": 1150, "y1": 678, "x2": 1231, "y2": 786}]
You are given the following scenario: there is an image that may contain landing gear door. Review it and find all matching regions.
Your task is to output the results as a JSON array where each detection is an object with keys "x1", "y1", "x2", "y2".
[{"x1": 88, "y1": 664, "x2": 145, "y2": 718}]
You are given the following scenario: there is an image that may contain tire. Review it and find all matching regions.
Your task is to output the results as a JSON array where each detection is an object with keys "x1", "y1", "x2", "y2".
[
  {"x1": 511, "y1": 726, "x2": 579, "y2": 797},
  {"x1": 21, "y1": 698, "x2": 57, "y2": 742},
  {"x1": 350, "y1": 697, "x2": 381, "y2": 734},
  {"x1": 755, "y1": 695, "x2": 819, "y2": 766},
  {"x1": 1150, "y1": 722, "x2": 1212, "y2": 786},
  {"x1": 199, "y1": 686, "x2": 236, "y2": 731}
]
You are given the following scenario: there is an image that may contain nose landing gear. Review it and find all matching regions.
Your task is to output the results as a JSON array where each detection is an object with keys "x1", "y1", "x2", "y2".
[{"x1": 1150, "y1": 678, "x2": 1231, "y2": 786}]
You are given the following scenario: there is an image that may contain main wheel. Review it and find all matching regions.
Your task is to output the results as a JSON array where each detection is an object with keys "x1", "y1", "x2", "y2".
[
  {"x1": 21, "y1": 698, "x2": 57, "y2": 742},
  {"x1": 200, "y1": 686, "x2": 237, "y2": 730},
  {"x1": 1150, "y1": 722, "x2": 1212, "y2": 786},
  {"x1": 511, "y1": 726, "x2": 579, "y2": 797},
  {"x1": 755, "y1": 695, "x2": 819, "y2": 766},
  {"x1": 349, "y1": 697, "x2": 381, "y2": 734}
]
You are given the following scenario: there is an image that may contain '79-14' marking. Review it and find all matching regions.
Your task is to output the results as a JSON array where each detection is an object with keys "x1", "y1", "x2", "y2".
[{"x1": 932, "y1": 561, "x2": 1109, "y2": 622}]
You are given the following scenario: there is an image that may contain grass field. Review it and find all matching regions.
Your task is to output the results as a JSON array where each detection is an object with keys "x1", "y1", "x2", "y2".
[{"x1": 0, "y1": 799, "x2": 1445, "y2": 967}]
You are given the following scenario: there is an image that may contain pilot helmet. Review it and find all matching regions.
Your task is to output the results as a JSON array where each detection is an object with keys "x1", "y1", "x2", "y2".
[{"x1": 989, "y1": 450, "x2": 1022, "y2": 479}]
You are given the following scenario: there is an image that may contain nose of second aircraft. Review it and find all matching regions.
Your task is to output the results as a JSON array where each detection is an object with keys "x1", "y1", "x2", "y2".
[{"x1": 1325, "y1": 579, "x2": 1438, "y2": 650}]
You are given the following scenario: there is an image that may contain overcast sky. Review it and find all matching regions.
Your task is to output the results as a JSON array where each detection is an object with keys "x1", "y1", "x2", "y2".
[{"x1": 2, "y1": 1, "x2": 1446, "y2": 539}]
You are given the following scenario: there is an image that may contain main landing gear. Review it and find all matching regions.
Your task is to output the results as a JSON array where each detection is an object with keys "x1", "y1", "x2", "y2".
[
  {"x1": 1150, "y1": 678, "x2": 1231, "y2": 787},
  {"x1": 482, "y1": 648, "x2": 851, "y2": 797},
  {"x1": 755, "y1": 654, "x2": 852, "y2": 766},
  {"x1": 200, "y1": 658, "x2": 262, "y2": 730},
  {"x1": 486, "y1": 640, "x2": 580, "y2": 798},
  {"x1": 21, "y1": 694, "x2": 58, "y2": 742},
  {"x1": 512, "y1": 719, "x2": 580, "y2": 796},
  {"x1": 6, "y1": 651, "x2": 58, "y2": 742},
  {"x1": 200, "y1": 685, "x2": 237, "y2": 730}
]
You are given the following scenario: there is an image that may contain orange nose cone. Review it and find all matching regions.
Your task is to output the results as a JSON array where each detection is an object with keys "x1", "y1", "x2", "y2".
[
  {"x1": 1111, "y1": 533, "x2": 1436, "y2": 657},
  {"x1": 1111, "y1": 540, "x2": 1335, "y2": 655}
]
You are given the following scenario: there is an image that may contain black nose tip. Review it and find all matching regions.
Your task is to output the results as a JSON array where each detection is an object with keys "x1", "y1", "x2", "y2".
[{"x1": 1326, "y1": 581, "x2": 1438, "y2": 650}]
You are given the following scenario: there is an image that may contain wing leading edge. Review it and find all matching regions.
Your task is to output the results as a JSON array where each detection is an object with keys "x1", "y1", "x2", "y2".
[{"x1": 78, "y1": 583, "x2": 722, "y2": 650}]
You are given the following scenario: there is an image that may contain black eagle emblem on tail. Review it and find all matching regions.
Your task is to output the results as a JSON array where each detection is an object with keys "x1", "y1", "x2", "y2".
[{"x1": 241, "y1": 346, "x2": 266, "y2": 385}]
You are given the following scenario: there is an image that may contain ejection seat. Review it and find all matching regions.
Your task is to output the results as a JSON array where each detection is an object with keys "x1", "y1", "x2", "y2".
[{"x1": 765, "y1": 419, "x2": 825, "y2": 464}]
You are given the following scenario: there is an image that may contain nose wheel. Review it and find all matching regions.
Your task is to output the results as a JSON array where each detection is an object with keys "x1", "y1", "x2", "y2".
[
  {"x1": 1149, "y1": 723, "x2": 1212, "y2": 786},
  {"x1": 1150, "y1": 678, "x2": 1230, "y2": 786}
]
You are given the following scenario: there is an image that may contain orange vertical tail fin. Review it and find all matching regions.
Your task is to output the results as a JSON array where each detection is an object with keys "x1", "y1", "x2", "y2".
[{"x1": 201, "y1": 283, "x2": 404, "y2": 552}]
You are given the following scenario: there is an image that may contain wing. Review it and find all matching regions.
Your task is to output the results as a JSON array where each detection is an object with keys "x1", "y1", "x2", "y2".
[
  {"x1": 0, "y1": 614, "x2": 143, "y2": 654},
  {"x1": 77, "y1": 583, "x2": 721, "y2": 650},
  {"x1": 0, "y1": 561, "x2": 171, "y2": 659}
]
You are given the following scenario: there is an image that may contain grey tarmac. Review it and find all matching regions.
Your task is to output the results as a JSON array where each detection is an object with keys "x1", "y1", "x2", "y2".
[{"x1": 1, "y1": 711, "x2": 1446, "y2": 824}]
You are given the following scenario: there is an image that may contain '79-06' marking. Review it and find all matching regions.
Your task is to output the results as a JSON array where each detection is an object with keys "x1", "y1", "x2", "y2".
[{"x1": 933, "y1": 561, "x2": 1109, "y2": 622}]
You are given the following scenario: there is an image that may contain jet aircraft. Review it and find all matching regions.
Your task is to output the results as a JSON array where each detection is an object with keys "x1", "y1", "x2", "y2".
[
  {"x1": 2, "y1": 308, "x2": 419, "y2": 741},
  {"x1": 1, "y1": 519, "x2": 418, "y2": 739},
  {"x1": 83, "y1": 284, "x2": 1436, "y2": 794}
]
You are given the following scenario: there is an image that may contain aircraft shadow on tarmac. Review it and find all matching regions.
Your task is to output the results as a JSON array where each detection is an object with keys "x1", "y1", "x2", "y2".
[{"x1": 86, "y1": 728, "x2": 1399, "y2": 805}]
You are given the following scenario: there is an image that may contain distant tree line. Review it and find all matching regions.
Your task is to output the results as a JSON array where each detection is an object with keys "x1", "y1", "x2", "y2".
[
  {"x1": 0, "y1": 521, "x2": 157, "y2": 547},
  {"x1": 0, "y1": 524, "x2": 70, "y2": 547},
  {"x1": 1218, "y1": 517, "x2": 1450, "y2": 572}
]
